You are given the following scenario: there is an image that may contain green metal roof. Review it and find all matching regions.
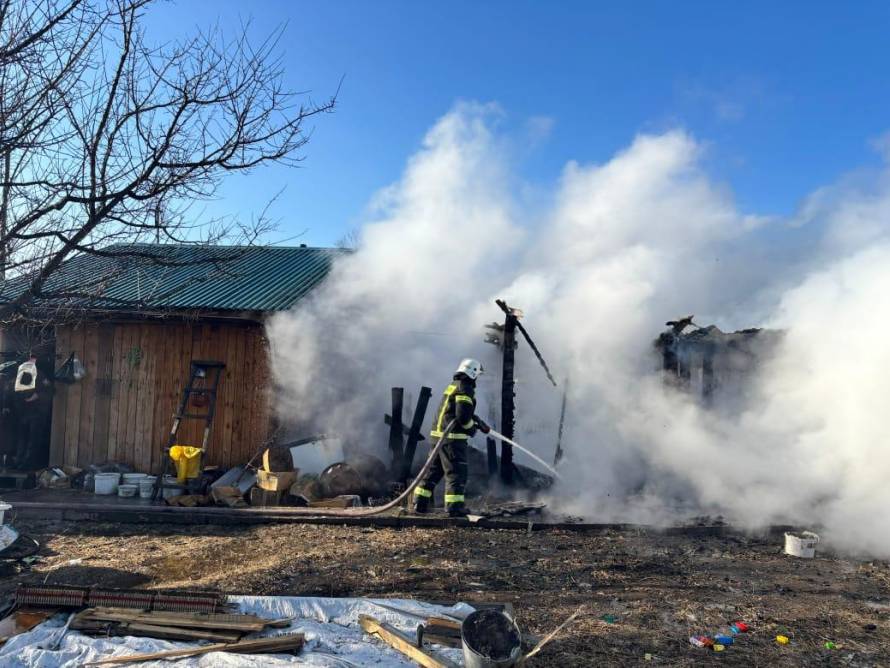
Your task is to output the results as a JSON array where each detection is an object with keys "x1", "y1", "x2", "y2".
[{"x1": 0, "y1": 243, "x2": 347, "y2": 313}]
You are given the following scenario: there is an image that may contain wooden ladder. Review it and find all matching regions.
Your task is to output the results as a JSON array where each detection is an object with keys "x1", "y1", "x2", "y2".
[{"x1": 153, "y1": 360, "x2": 225, "y2": 500}]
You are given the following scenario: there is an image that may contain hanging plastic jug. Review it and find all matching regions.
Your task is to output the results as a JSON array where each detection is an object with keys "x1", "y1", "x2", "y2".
[
  {"x1": 14, "y1": 359, "x2": 38, "y2": 392},
  {"x1": 169, "y1": 445, "x2": 203, "y2": 482},
  {"x1": 72, "y1": 354, "x2": 86, "y2": 380}
]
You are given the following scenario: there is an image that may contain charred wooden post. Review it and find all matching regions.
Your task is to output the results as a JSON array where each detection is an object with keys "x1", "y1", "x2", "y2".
[
  {"x1": 554, "y1": 376, "x2": 569, "y2": 466},
  {"x1": 492, "y1": 298, "x2": 558, "y2": 485},
  {"x1": 659, "y1": 332, "x2": 678, "y2": 379},
  {"x1": 702, "y1": 344, "x2": 715, "y2": 404},
  {"x1": 677, "y1": 350, "x2": 691, "y2": 389},
  {"x1": 499, "y1": 306, "x2": 517, "y2": 484},
  {"x1": 401, "y1": 386, "x2": 432, "y2": 483},
  {"x1": 486, "y1": 436, "x2": 498, "y2": 477},
  {"x1": 388, "y1": 387, "x2": 404, "y2": 475}
]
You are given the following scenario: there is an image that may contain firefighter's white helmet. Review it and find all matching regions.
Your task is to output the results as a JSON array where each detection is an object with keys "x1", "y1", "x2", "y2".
[{"x1": 456, "y1": 358, "x2": 484, "y2": 380}]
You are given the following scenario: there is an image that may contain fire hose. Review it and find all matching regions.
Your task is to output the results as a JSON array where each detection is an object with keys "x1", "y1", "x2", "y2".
[
  {"x1": 273, "y1": 419, "x2": 459, "y2": 517},
  {"x1": 272, "y1": 420, "x2": 561, "y2": 517}
]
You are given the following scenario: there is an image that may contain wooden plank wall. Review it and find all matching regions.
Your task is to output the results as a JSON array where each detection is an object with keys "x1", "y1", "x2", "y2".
[{"x1": 50, "y1": 320, "x2": 272, "y2": 472}]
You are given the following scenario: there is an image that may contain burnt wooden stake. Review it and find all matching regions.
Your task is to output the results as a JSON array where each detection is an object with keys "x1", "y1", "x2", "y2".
[
  {"x1": 661, "y1": 334, "x2": 678, "y2": 380},
  {"x1": 486, "y1": 436, "x2": 498, "y2": 477},
  {"x1": 388, "y1": 387, "x2": 404, "y2": 475},
  {"x1": 401, "y1": 386, "x2": 432, "y2": 483},
  {"x1": 702, "y1": 345, "x2": 715, "y2": 404},
  {"x1": 554, "y1": 375, "x2": 568, "y2": 466},
  {"x1": 499, "y1": 309, "x2": 517, "y2": 484}
]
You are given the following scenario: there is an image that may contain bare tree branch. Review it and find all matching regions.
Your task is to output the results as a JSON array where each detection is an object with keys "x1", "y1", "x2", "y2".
[{"x1": 0, "y1": 0, "x2": 335, "y2": 325}]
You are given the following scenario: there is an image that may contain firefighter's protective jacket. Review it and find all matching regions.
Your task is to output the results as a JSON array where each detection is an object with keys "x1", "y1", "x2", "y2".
[{"x1": 430, "y1": 373, "x2": 478, "y2": 440}]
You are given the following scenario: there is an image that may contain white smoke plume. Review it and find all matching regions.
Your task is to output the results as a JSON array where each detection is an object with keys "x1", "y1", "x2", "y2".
[{"x1": 268, "y1": 102, "x2": 890, "y2": 556}]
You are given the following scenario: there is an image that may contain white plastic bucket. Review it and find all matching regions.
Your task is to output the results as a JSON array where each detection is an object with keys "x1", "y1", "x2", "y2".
[
  {"x1": 162, "y1": 475, "x2": 185, "y2": 500},
  {"x1": 0, "y1": 502, "x2": 11, "y2": 525},
  {"x1": 94, "y1": 473, "x2": 121, "y2": 496},
  {"x1": 117, "y1": 484, "x2": 138, "y2": 498},
  {"x1": 139, "y1": 477, "x2": 157, "y2": 499},
  {"x1": 785, "y1": 531, "x2": 820, "y2": 558}
]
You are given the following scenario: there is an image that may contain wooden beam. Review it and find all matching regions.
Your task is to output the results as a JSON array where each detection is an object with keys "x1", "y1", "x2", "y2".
[
  {"x1": 388, "y1": 387, "x2": 404, "y2": 475},
  {"x1": 486, "y1": 436, "x2": 498, "y2": 477},
  {"x1": 359, "y1": 614, "x2": 459, "y2": 668},
  {"x1": 384, "y1": 414, "x2": 424, "y2": 440},
  {"x1": 76, "y1": 607, "x2": 272, "y2": 632},
  {"x1": 401, "y1": 386, "x2": 432, "y2": 484},
  {"x1": 500, "y1": 308, "x2": 517, "y2": 484},
  {"x1": 84, "y1": 633, "x2": 305, "y2": 665}
]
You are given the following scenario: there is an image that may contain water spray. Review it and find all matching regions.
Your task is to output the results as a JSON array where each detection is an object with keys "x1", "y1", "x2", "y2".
[{"x1": 485, "y1": 428, "x2": 563, "y2": 480}]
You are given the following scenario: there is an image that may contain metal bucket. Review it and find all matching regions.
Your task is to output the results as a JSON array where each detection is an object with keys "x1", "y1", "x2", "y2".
[{"x1": 461, "y1": 609, "x2": 522, "y2": 668}]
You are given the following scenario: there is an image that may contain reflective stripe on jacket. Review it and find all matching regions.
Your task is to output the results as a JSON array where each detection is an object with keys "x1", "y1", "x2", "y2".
[{"x1": 430, "y1": 374, "x2": 476, "y2": 440}]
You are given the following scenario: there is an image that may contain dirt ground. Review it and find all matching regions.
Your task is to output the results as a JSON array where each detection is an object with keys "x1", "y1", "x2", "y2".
[{"x1": 2, "y1": 520, "x2": 889, "y2": 666}]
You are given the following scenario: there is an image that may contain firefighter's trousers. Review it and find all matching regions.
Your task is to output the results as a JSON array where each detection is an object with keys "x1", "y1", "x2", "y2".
[{"x1": 415, "y1": 438, "x2": 468, "y2": 508}]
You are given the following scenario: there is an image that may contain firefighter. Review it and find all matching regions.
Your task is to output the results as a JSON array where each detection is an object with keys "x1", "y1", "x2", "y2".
[{"x1": 413, "y1": 358, "x2": 490, "y2": 517}]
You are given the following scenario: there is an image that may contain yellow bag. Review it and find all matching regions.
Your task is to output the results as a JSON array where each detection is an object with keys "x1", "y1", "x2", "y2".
[{"x1": 169, "y1": 445, "x2": 203, "y2": 482}]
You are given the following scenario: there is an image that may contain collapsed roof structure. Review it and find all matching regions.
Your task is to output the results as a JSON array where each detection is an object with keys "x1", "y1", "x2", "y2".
[{"x1": 654, "y1": 316, "x2": 783, "y2": 403}]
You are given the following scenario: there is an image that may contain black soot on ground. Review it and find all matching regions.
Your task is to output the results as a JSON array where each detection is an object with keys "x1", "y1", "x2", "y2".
[{"x1": 463, "y1": 609, "x2": 521, "y2": 660}]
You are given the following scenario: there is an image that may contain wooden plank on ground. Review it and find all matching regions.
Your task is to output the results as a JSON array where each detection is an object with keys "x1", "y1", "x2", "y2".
[
  {"x1": 78, "y1": 607, "x2": 272, "y2": 632},
  {"x1": 70, "y1": 616, "x2": 242, "y2": 644},
  {"x1": 0, "y1": 609, "x2": 58, "y2": 645},
  {"x1": 359, "y1": 615, "x2": 459, "y2": 668},
  {"x1": 84, "y1": 632, "x2": 305, "y2": 665}
]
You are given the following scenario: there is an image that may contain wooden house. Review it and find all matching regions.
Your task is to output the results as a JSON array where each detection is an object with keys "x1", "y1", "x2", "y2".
[{"x1": 0, "y1": 243, "x2": 344, "y2": 473}]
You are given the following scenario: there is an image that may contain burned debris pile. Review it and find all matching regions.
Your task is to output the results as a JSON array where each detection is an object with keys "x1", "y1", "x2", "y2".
[{"x1": 655, "y1": 315, "x2": 783, "y2": 403}]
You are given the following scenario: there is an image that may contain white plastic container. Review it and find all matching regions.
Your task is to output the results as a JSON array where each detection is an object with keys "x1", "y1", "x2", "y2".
[
  {"x1": 784, "y1": 531, "x2": 820, "y2": 558},
  {"x1": 122, "y1": 473, "x2": 148, "y2": 485},
  {"x1": 139, "y1": 477, "x2": 157, "y2": 499},
  {"x1": 117, "y1": 484, "x2": 138, "y2": 498},
  {"x1": 94, "y1": 473, "x2": 121, "y2": 496},
  {"x1": 0, "y1": 502, "x2": 11, "y2": 525},
  {"x1": 162, "y1": 475, "x2": 185, "y2": 500}
]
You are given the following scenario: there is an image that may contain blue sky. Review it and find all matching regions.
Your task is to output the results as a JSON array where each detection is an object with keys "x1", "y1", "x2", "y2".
[{"x1": 144, "y1": 1, "x2": 890, "y2": 247}]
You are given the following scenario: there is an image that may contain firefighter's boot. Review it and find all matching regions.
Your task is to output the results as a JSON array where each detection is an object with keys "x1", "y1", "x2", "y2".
[
  {"x1": 447, "y1": 501, "x2": 467, "y2": 518},
  {"x1": 412, "y1": 487, "x2": 433, "y2": 514}
]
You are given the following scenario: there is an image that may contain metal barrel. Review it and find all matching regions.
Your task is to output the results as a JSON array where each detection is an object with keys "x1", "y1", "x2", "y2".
[{"x1": 461, "y1": 609, "x2": 522, "y2": 668}]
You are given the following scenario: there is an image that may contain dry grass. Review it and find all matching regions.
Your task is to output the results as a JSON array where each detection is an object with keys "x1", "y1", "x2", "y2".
[{"x1": 3, "y1": 520, "x2": 889, "y2": 666}]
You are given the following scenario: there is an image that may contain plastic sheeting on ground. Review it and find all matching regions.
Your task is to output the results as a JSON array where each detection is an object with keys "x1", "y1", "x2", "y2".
[{"x1": 0, "y1": 595, "x2": 474, "y2": 667}]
